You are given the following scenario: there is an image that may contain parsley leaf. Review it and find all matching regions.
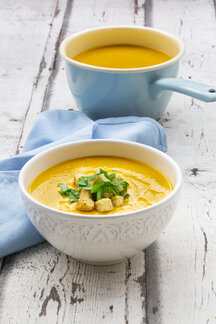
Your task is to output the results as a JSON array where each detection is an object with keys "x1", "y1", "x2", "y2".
[
  {"x1": 58, "y1": 183, "x2": 69, "y2": 195},
  {"x1": 121, "y1": 191, "x2": 129, "y2": 198},
  {"x1": 78, "y1": 174, "x2": 97, "y2": 184},
  {"x1": 91, "y1": 179, "x2": 128, "y2": 201},
  {"x1": 96, "y1": 169, "x2": 116, "y2": 180},
  {"x1": 77, "y1": 174, "x2": 97, "y2": 189},
  {"x1": 58, "y1": 184, "x2": 80, "y2": 202},
  {"x1": 91, "y1": 180, "x2": 104, "y2": 194},
  {"x1": 67, "y1": 190, "x2": 80, "y2": 202},
  {"x1": 78, "y1": 179, "x2": 88, "y2": 187},
  {"x1": 111, "y1": 180, "x2": 129, "y2": 191}
]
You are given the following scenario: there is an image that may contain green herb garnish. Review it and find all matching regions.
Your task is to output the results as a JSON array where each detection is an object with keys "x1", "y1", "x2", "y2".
[
  {"x1": 91, "y1": 178, "x2": 129, "y2": 201},
  {"x1": 58, "y1": 183, "x2": 68, "y2": 194},
  {"x1": 76, "y1": 169, "x2": 129, "y2": 200},
  {"x1": 77, "y1": 174, "x2": 98, "y2": 189},
  {"x1": 58, "y1": 183, "x2": 80, "y2": 202},
  {"x1": 58, "y1": 169, "x2": 129, "y2": 204},
  {"x1": 96, "y1": 169, "x2": 116, "y2": 181},
  {"x1": 111, "y1": 180, "x2": 129, "y2": 191}
]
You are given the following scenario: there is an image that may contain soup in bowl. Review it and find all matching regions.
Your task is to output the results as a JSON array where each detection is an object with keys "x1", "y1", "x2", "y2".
[
  {"x1": 29, "y1": 156, "x2": 173, "y2": 215},
  {"x1": 19, "y1": 140, "x2": 182, "y2": 265}
]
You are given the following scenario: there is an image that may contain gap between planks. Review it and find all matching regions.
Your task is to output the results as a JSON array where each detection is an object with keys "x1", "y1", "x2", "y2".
[
  {"x1": 16, "y1": 0, "x2": 69, "y2": 154},
  {"x1": 1, "y1": 1, "x2": 151, "y2": 323},
  {"x1": 0, "y1": 259, "x2": 3, "y2": 274},
  {"x1": 0, "y1": 0, "x2": 69, "y2": 314}
]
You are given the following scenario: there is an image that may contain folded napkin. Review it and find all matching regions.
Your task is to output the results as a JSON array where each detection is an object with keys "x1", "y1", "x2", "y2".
[{"x1": 0, "y1": 110, "x2": 167, "y2": 258}]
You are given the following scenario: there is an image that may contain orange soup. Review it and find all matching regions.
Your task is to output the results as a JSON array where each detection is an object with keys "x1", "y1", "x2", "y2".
[
  {"x1": 28, "y1": 156, "x2": 173, "y2": 215},
  {"x1": 72, "y1": 44, "x2": 172, "y2": 69}
]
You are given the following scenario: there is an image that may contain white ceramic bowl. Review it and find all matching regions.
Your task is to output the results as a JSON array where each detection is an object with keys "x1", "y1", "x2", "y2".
[{"x1": 19, "y1": 140, "x2": 182, "y2": 265}]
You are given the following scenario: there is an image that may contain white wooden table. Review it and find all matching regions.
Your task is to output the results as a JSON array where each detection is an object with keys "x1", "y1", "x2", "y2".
[{"x1": 0, "y1": 1, "x2": 216, "y2": 323}]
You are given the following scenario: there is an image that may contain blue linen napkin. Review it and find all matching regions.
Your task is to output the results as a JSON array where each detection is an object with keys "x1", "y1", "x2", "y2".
[{"x1": 0, "y1": 110, "x2": 167, "y2": 258}]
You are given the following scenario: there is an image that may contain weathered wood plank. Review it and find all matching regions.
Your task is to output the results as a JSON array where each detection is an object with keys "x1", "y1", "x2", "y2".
[
  {"x1": 0, "y1": 0, "x2": 68, "y2": 314},
  {"x1": 0, "y1": 1, "x2": 147, "y2": 323},
  {"x1": 146, "y1": 0, "x2": 216, "y2": 323},
  {"x1": 0, "y1": 0, "x2": 69, "y2": 316},
  {"x1": 16, "y1": 0, "x2": 69, "y2": 153},
  {"x1": 0, "y1": 245, "x2": 146, "y2": 324},
  {"x1": 0, "y1": 0, "x2": 61, "y2": 159}
]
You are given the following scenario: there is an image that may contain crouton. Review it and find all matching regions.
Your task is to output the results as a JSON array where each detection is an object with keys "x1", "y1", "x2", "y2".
[
  {"x1": 115, "y1": 173, "x2": 125, "y2": 181},
  {"x1": 95, "y1": 198, "x2": 113, "y2": 212},
  {"x1": 76, "y1": 189, "x2": 94, "y2": 211},
  {"x1": 103, "y1": 192, "x2": 113, "y2": 199},
  {"x1": 79, "y1": 189, "x2": 92, "y2": 200},
  {"x1": 111, "y1": 195, "x2": 124, "y2": 207},
  {"x1": 93, "y1": 173, "x2": 109, "y2": 185},
  {"x1": 77, "y1": 198, "x2": 94, "y2": 211}
]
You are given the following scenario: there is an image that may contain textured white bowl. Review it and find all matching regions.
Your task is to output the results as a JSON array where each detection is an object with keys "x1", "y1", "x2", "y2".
[{"x1": 19, "y1": 140, "x2": 182, "y2": 265}]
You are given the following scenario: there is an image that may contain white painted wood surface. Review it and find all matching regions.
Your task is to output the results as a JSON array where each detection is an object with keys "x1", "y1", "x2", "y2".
[
  {"x1": 0, "y1": 1, "x2": 146, "y2": 324},
  {"x1": 146, "y1": 1, "x2": 216, "y2": 323},
  {"x1": 0, "y1": 0, "x2": 216, "y2": 323}
]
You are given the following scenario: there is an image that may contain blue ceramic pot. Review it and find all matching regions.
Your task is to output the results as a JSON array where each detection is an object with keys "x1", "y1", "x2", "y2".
[{"x1": 60, "y1": 26, "x2": 216, "y2": 120}]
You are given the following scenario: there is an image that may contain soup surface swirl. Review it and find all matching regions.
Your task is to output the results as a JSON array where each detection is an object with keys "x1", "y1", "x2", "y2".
[{"x1": 28, "y1": 156, "x2": 173, "y2": 215}]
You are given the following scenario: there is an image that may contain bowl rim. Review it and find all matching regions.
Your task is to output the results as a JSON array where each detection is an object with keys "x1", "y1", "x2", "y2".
[
  {"x1": 59, "y1": 25, "x2": 185, "y2": 74},
  {"x1": 18, "y1": 139, "x2": 182, "y2": 219}
]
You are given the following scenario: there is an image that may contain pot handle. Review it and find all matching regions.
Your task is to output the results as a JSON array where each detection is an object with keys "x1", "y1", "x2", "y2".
[{"x1": 152, "y1": 78, "x2": 216, "y2": 102}]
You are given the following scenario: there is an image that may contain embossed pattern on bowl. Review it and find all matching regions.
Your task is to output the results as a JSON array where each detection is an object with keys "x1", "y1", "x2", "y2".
[{"x1": 19, "y1": 140, "x2": 182, "y2": 265}]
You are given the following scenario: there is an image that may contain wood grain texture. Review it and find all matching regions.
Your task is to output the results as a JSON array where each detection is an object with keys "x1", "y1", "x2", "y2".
[
  {"x1": 1, "y1": 0, "x2": 216, "y2": 323},
  {"x1": 16, "y1": 0, "x2": 69, "y2": 153},
  {"x1": 0, "y1": 0, "x2": 61, "y2": 159},
  {"x1": 0, "y1": 1, "x2": 147, "y2": 323},
  {"x1": 0, "y1": 245, "x2": 146, "y2": 324},
  {"x1": 146, "y1": 0, "x2": 216, "y2": 323}
]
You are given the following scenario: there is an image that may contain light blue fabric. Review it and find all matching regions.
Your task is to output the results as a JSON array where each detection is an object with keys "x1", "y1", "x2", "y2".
[{"x1": 0, "y1": 110, "x2": 167, "y2": 258}]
